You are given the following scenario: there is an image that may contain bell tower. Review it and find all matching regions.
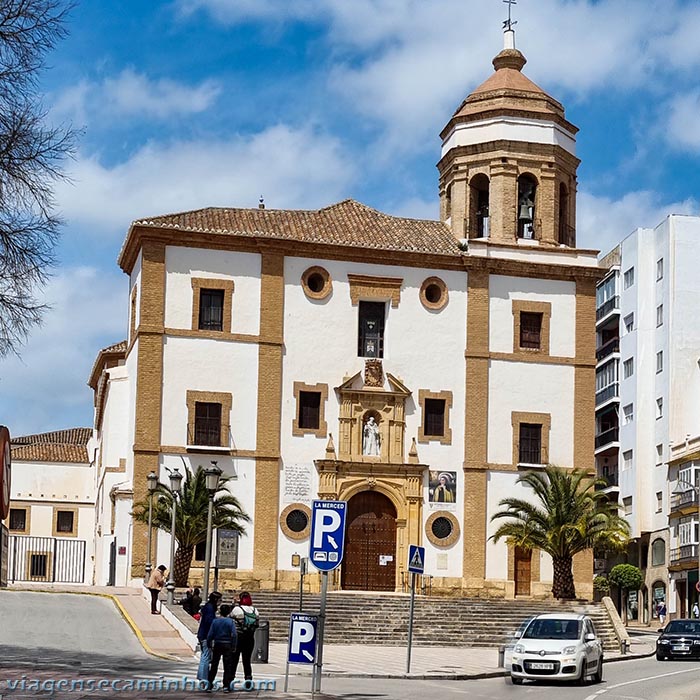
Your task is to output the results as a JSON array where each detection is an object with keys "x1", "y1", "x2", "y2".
[{"x1": 438, "y1": 23, "x2": 579, "y2": 248}]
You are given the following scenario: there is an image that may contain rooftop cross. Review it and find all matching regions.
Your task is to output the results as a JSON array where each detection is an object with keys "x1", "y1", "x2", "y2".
[{"x1": 503, "y1": 0, "x2": 517, "y2": 31}]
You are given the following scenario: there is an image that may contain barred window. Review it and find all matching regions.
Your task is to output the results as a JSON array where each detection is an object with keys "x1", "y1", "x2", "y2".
[
  {"x1": 298, "y1": 392, "x2": 321, "y2": 430},
  {"x1": 194, "y1": 402, "x2": 222, "y2": 446},
  {"x1": 199, "y1": 289, "x2": 225, "y2": 331},
  {"x1": 56, "y1": 510, "x2": 74, "y2": 533},
  {"x1": 519, "y1": 312, "x2": 542, "y2": 349},
  {"x1": 424, "y1": 399, "x2": 446, "y2": 437},
  {"x1": 9, "y1": 508, "x2": 26, "y2": 531},
  {"x1": 358, "y1": 301, "x2": 385, "y2": 358},
  {"x1": 519, "y1": 423, "x2": 542, "y2": 464}
]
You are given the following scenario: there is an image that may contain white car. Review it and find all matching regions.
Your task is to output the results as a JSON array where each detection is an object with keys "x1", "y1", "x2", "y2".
[{"x1": 509, "y1": 613, "x2": 604, "y2": 685}]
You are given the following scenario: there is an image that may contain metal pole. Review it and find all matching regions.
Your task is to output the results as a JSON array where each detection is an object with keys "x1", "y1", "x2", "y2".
[
  {"x1": 166, "y1": 493, "x2": 177, "y2": 606},
  {"x1": 406, "y1": 571, "x2": 416, "y2": 673},
  {"x1": 202, "y1": 494, "x2": 215, "y2": 602},
  {"x1": 313, "y1": 572, "x2": 328, "y2": 692},
  {"x1": 145, "y1": 493, "x2": 153, "y2": 580},
  {"x1": 299, "y1": 559, "x2": 305, "y2": 612}
]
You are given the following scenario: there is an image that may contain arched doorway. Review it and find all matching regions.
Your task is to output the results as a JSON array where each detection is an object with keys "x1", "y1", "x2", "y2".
[{"x1": 341, "y1": 491, "x2": 397, "y2": 591}]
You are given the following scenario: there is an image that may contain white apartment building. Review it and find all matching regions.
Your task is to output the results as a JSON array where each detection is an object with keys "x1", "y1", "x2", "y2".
[{"x1": 596, "y1": 215, "x2": 700, "y2": 621}]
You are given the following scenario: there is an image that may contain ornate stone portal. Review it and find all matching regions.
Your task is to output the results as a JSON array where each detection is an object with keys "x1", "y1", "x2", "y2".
[{"x1": 314, "y1": 363, "x2": 427, "y2": 590}]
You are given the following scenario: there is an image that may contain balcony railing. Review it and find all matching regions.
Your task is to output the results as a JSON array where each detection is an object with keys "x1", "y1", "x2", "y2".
[
  {"x1": 595, "y1": 472, "x2": 619, "y2": 490},
  {"x1": 596, "y1": 296, "x2": 620, "y2": 321},
  {"x1": 595, "y1": 383, "x2": 619, "y2": 406},
  {"x1": 595, "y1": 427, "x2": 619, "y2": 449},
  {"x1": 187, "y1": 422, "x2": 231, "y2": 450},
  {"x1": 670, "y1": 490, "x2": 700, "y2": 512},
  {"x1": 596, "y1": 338, "x2": 620, "y2": 362},
  {"x1": 670, "y1": 544, "x2": 699, "y2": 566}
]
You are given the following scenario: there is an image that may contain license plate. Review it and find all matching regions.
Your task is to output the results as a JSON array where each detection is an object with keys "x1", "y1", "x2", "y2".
[
  {"x1": 529, "y1": 662, "x2": 554, "y2": 670},
  {"x1": 673, "y1": 645, "x2": 689, "y2": 652}
]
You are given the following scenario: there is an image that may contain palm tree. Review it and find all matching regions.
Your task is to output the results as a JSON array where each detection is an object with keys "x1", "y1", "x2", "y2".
[
  {"x1": 132, "y1": 464, "x2": 249, "y2": 586},
  {"x1": 491, "y1": 465, "x2": 629, "y2": 599}
]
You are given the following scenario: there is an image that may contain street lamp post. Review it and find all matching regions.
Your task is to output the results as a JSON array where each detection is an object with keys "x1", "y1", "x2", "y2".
[
  {"x1": 165, "y1": 468, "x2": 183, "y2": 606},
  {"x1": 145, "y1": 471, "x2": 159, "y2": 580},
  {"x1": 202, "y1": 462, "x2": 222, "y2": 603},
  {"x1": 673, "y1": 478, "x2": 700, "y2": 616}
]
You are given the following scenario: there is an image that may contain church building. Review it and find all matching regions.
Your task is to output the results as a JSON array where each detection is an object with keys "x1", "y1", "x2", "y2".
[{"x1": 92, "y1": 26, "x2": 602, "y2": 598}]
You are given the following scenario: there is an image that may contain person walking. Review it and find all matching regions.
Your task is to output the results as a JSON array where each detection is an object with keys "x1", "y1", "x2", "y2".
[
  {"x1": 145, "y1": 564, "x2": 167, "y2": 614},
  {"x1": 207, "y1": 604, "x2": 237, "y2": 691},
  {"x1": 693, "y1": 601, "x2": 699, "y2": 619},
  {"x1": 658, "y1": 600, "x2": 667, "y2": 625},
  {"x1": 197, "y1": 591, "x2": 223, "y2": 682},
  {"x1": 230, "y1": 591, "x2": 259, "y2": 683}
]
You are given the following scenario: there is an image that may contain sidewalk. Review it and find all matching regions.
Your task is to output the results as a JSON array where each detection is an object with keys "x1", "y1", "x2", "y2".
[{"x1": 7, "y1": 584, "x2": 657, "y2": 679}]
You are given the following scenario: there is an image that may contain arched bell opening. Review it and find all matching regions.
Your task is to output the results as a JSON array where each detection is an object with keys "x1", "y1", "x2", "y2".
[
  {"x1": 517, "y1": 173, "x2": 538, "y2": 240},
  {"x1": 469, "y1": 173, "x2": 490, "y2": 239}
]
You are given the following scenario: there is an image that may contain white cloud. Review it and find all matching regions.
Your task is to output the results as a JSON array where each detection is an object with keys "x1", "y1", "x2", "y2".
[
  {"x1": 54, "y1": 124, "x2": 355, "y2": 235},
  {"x1": 52, "y1": 69, "x2": 221, "y2": 123},
  {"x1": 662, "y1": 89, "x2": 700, "y2": 152},
  {"x1": 577, "y1": 189, "x2": 700, "y2": 257},
  {"x1": 0, "y1": 267, "x2": 127, "y2": 436}
]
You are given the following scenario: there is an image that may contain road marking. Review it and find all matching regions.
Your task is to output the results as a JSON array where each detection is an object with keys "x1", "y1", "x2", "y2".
[{"x1": 583, "y1": 666, "x2": 700, "y2": 700}]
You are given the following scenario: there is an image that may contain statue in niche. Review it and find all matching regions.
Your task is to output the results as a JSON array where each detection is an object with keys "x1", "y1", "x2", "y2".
[{"x1": 362, "y1": 415, "x2": 381, "y2": 456}]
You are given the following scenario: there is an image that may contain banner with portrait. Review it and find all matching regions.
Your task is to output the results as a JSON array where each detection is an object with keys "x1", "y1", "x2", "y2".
[{"x1": 428, "y1": 470, "x2": 457, "y2": 509}]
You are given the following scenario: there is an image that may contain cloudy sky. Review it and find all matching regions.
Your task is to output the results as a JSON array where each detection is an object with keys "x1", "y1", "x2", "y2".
[{"x1": 1, "y1": 0, "x2": 699, "y2": 436}]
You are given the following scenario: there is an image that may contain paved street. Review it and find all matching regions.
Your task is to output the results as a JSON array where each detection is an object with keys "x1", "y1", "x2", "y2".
[{"x1": 1, "y1": 590, "x2": 699, "y2": 699}]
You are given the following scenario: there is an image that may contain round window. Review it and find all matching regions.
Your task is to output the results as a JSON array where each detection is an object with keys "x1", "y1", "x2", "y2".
[
  {"x1": 286, "y1": 509, "x2": 309, "y2": 533},
  {"x1": 301, "y1": 266, "x2": 332, "y2": 300},
  {"x1": 431, "y1": 516, "x2": 453, "y2": 540},
  {"x1": 420, "y1": 277, "x2": 448, "y2": 310}
]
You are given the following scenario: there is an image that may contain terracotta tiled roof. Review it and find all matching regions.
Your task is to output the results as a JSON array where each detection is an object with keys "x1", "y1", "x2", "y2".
[
  {"x1": 88, "y1": 339, "x2": 127, "y2": 390},
  {"x1": 132, "y1": 199, "x2": 459, "y2": 256},
  {"x1": 11, "y1": 428, "x2": 92, "y2": 464},
  {"x1": 11, "y1": 444, "x2": 89, "y2": 464}
]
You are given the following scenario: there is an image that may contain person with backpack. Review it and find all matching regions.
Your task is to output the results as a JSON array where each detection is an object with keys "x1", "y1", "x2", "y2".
[
  {"x1": 230, "y1": 591, "x2": 259, "y2": 682},
  {"x1": 197, "y1": 591, "x2": 223, "y2": 682}
]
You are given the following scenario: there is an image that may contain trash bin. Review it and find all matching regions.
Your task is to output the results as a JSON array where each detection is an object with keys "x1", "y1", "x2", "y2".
[
  {"x1": 498, "y1": 645, "x2": 506, "y2": 668},
  {"x1": 253, "y1": 619, "x2": 269, "y2": 663}
]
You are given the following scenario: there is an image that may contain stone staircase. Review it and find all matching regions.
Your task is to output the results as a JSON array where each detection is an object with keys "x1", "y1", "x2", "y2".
[{"x1": 213, "y1": 591, "x2": 620, "y2": 651}]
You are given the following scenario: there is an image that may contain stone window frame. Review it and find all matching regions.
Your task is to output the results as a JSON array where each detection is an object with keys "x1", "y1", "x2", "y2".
[
  {"x1": 292, "y1": 382, "x2": 328, "y2": 438},
  {"x1": 301, "y1": 266, "x2": 332, "y2": 301},
  {"x1": 279, "y1": 503, "x2": 312, "y2": 541},
  {"x1": 417, "y1": 390, "x2": 453, "y2": 445},
  {"x1": 191, "y1": 277, "x2": 235, "y2": 334},
  {"x1": 512, "y1": 300, "x2": 551, "y2": 356},
  {"x1": 52, "y1": 506, "x2": 78, "y2": 538},
  {"x1": 425, "y1": 511, "x2": 461, "y2": 548},
  {"x1": 25, "y1": 550, "x2": 52, "y2": 581},
  {"x1": 419, "y1": 276, "x2": 449, "y2": 311},
  {"x1": 511, "y1": 411, "x2": 551, "y2": 467},
  {"x1": 186, "y1": 390, "x2": 233, "y2": 448},
  {"x1": 8, "y1": 504, "x2": 30, "y2": 534},
  {"x1": 347, "y1": 273, "x2": 403, "y2": 308}
]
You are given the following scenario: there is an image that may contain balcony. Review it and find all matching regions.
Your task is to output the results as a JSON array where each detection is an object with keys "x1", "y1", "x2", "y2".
[
  {"x1": 670, "y1": 544, "x2": 699, "y2": 567},
  {"x1": 595, "y1": 472, "x2": 619, "y2": 491},
  {"x1": 596, "y1": 296, "x2": 620, "y2": 322},
  {"x1": 186, "y1": 422, "x2": 232, "y2": 453},
  {"x1": 596, "y1": 338, "x2": 620, "y2": 363},
  {"x1": 595, "y1": 427, "x2": 619, "y2": 451},
  {"x1": 670, "y1": 489, "x2": 700, "y2": 515},
  {"x1": 595, "y1": 383, "x2": 619, "y2": 407}
]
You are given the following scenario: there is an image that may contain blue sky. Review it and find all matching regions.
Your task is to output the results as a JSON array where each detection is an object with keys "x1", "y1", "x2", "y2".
[{"x1": 2, "y1": 0, "x2": 700, "y2": 436}]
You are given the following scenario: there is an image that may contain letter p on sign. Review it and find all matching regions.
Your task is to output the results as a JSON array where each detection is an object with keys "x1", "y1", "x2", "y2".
[
  {"x1": 291, "y1": 622, "x2": 315, "y2": 654},
  {"x1": 313, "y1": 510, "x2": 341, "y2": 548}
]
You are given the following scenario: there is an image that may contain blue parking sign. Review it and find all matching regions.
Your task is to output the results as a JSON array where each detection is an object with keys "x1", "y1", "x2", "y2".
[
  {"x1": 288, "y1": 613, "x2": 318, "y2": 664},
  {"x1": 309, "y1": 500, "x2": 347, "y2": 572}
]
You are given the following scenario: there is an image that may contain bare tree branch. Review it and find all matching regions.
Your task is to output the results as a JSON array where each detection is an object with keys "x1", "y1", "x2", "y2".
[{"x1": 0, "y1": 0, "x2": 76, "y2": 357}]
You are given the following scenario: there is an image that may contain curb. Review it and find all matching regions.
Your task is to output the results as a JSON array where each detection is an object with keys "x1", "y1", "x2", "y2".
[{"x1": 3, "y1": 585, "x2": 178, "y2": 661}]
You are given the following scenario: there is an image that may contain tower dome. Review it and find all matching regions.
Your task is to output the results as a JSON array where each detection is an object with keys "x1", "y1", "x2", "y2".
[{"x1": 438, "y1": 27, "x2": 580, "y2": 248}]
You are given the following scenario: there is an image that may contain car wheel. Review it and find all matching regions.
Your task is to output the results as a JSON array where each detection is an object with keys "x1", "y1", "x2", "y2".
[
  {"x1": 576, "y1": 661, "x2": 587, "y2": 686},
  {"x1": 656, "y1": 651, "x2": 666, "y2": 661},
  {"x1": 510, "y1": 675, "x2": 524, "y2": 685},
  {"x1": 592, "y1": 656, "x2": 603, "y2": 684}
]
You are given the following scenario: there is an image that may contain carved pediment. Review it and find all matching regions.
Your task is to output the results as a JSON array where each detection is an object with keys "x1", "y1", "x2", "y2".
[{"x1": 335, "y1": 363, "x2": 412, "y2": 463}]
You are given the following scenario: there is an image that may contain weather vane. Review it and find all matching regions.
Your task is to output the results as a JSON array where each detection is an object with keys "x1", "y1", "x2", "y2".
[{"x1": 503, "y1": 0, "x2": 517, "y2": 31}]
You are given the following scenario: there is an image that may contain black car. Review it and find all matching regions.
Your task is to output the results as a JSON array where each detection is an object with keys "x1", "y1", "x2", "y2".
[{"x1": 656, "y1": 619, "x2": 700, "y2": 660}]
